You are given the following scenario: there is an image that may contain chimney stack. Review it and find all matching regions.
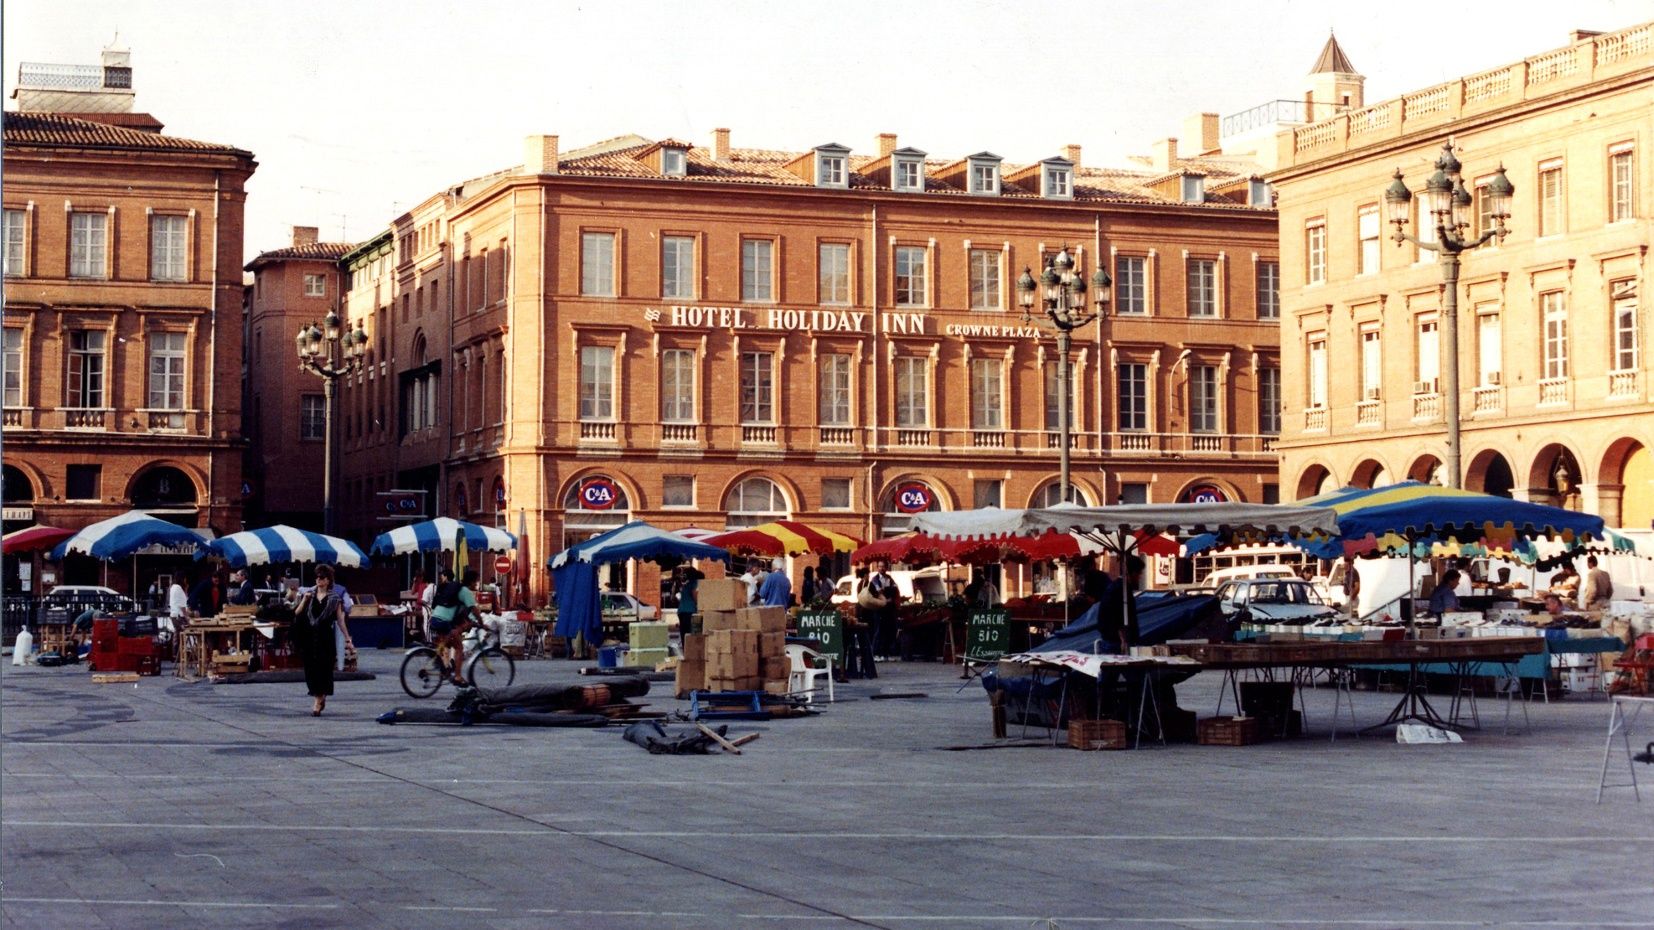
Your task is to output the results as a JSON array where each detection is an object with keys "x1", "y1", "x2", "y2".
[
  {"x1": 713, "y1": 127, "x2": 731, "y2": 162},
  {"x1": 522, "y1": 134, "x2": 559, "y2": 175},
  {"x1": 1183, "y1": 113, "x2": 1220, "y2": 155},
  {"x1": 1063, "y1": 144, "x2": 1081, "y2": 168},
  {"x1": 291, "y1": 226, "x2": 319, "y2": 247},
  {"x1": 878, "y1": 133, "x2": 898, "y2": 157},
  {"x1": 1151, "y1": 138, "x2": 1178, "y2": 172}
]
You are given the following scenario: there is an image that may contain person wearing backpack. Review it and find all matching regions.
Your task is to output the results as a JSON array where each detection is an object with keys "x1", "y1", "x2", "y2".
[{"x1": 430, "y1": 568, "x2": 478, "y2": 685}]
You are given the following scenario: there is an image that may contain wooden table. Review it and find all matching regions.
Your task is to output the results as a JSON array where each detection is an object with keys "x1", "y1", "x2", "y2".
[{"x1": 175, "y1": 617, "x2": 279, "y2": 680}]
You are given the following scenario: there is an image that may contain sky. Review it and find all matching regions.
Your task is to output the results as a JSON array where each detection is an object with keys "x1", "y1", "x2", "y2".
[{"x1": 4, "y1": 0, "x2": 1645, "y2": 260}]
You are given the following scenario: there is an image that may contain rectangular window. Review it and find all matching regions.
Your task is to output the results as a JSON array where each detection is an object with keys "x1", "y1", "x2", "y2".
[
  {"x1": 968, "y1": 249, "x2": 1000, "y2": 311},
  {"x1": 895, "y1": 160, "x2": 922, "y2": 192},
  {"x1": 1475, "y1": 179, "x2": 1495, "y2": 238},
  {"x1": 1613, "y1": 284, "x2": 1639, "y2": 371},
  {"x1": 580, "y1": 232, "x2": 615, "y2": 297},
  {"x1": 1117, "y1": 362, "x2": 1147, "y2": 431},
  {"x1": 1255, "y1": 261, "x2": 1278, "y2": 319},
  {"x1": 1357, "y1": 205, "x2": 1380, "y2": 275},
  {"x1": 302, "y1": 273, "x2": 325, "y2": 297},
  {"x1": 65, "y1": 464, "x2": 100, "y2": 501},
  {"x1": 969, "y1": 358, "x2": 1003, "y2": 430},
  {"x1": 970, "y1": 163, "x2": 997, "y2": 194},
  {"x1": 823, "y1": 477, "x2": 853, "y2": 510},
  {"x1": 818, "y1": 353, "x2": 851, "y2": 426},
  {"x1": 894, "y1": 356, "x2": 928, "y2": 428},
  {"x1": 1043, "y1": 361, "x2": 1076, "y2": 431},
  {"x1": 3, "y1": 209, "x2": 23, "y2": 276},
  {"x1": 1190, "y1": 365, "x2": 1219, "y2": 433},
  {"x1": 817, "y1": 154, "x2": 846, "y2": 187},
  {"x1": 1044, "y1": 167, "x2": 1071, "y2": 198},
  {"x1": 1417, "y1": 317, "x2": 1440, "y2": 388},
  {"x1": 662, "y1": 475, "x2": 694, "y2": 507},
  {"x1": 660, "y1": 348, "x2": 695, "y2": 422},
  {"x1": 739, "y1": 351, "x2": 774, "y2": 423},
  {"x1": 69, "y1": 212, "x2": 107, "y2": 279},
  {"x1": 1538, "y1": 160, "x2": 1564, "y2": 237},
  {"x1": 145, "y1": 214, "x2": 186, "y2": 282},
  {"x1": 1542, "y1": 291, "x2": 1568, "y2": 380},
  {"x1": 1361, "y1": 327, "x2": 1382, "y2": 399},
  {"x1": 1116, "y1": 256, "x2": 1147, "y2": 315},
  {"x1": 1308, "y1": 335, "x2": 1328, "y2": 408},
  {"x1": 741, "y1": 239, "x2": 773, "y2": 302},
  {"x1": 894, "y1": 245, "x2": 927, "y2": 307},
  {"x1": 66, "y1": 330, "x2": 105, "y2": 408},
  {"x1": 1186, "y1": 258, "x2": 1216, "y2": 317},
  {"x1": 1415, "y1": 197, "x2": 1438, "y2": 264},
  {"x1": 3, "y1": 328, "x2": 22, "y2": 407},
  {"x1": 661, "y1": 236, "x2": 695, "y2": 299},
  {"x1": 661, "y1": 148, "x2": 686, "y2": 176},
  {"x1": 973, "y1": 479, "x2": 1002, "y2": 510},
  {"x1": 818, "y1": 243, "x2": 850, "y2": 305},
  {"x1": 1610, "y1": 147, "x2": 1635, "y2": 223},
  {"x1": 579, "y1": 345, "x2": 614, "y2": 419},
  {"x1": 1120, "y1": 482, "x2": 1149, "y2": 505},
  {"x1": 147, "y1": 332, "x2": 187, "y2": 409},
  {"x1": 1477, "y1": 307, "x2": 1503, "y2": 386},
  {"x1": 1258, "y1": 366, "x2": 1281, "y2": 434},
  {"x1": 1305, "y1": 219, "x2": 1326, "y2": 284},
  {"x1": 300, "y1": 394, "x2": 325, "y2": 440}
]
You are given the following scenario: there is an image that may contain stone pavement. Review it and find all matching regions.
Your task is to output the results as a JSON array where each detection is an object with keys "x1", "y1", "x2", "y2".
[{"x1": 2, "y1": 648, "x2": 1652, "y2": 929}]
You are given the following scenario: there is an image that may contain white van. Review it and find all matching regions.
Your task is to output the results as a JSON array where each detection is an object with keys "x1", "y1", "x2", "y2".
[
  {"x1": 831, "y1": 567, "x2": 949, "y2": 607},
  {"x1": 1203, "y1": 564, "x2": 1302, "y2": 589}
]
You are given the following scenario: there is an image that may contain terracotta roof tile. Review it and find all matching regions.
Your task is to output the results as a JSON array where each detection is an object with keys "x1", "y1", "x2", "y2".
[
  {"x1": 245, "y1": 241, "x2": 357, "y2": 271},
  {"x1": 3, "y1": 111, "x2": 251, "y2": 157}
]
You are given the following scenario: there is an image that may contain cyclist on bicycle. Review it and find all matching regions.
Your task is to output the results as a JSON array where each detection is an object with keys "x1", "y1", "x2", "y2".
[{"x1": 429, "y1": 568, "x2": 478, "y2": 685}]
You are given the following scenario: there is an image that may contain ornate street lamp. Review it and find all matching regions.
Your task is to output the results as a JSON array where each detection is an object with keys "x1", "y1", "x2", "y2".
[
  {"x1": 1016, "y1": 246, "x2": 1112, "y2": 504},
  {"x1": 296, "y1": 310, "x2": 369, "y2": 534},
  {"x1": 1384, "y1": 143, "x2": 1513, "y2": 489}
]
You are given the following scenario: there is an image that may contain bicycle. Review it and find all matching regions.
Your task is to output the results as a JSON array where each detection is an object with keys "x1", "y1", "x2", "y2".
[{"x1": 399, "y1": 618, "x2": 516, "y2": 698}]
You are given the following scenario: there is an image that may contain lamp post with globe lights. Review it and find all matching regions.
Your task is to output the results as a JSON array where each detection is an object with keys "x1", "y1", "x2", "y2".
[
  {"x1": 295, "y1": 311, "x2": 368, "y2": 534},
  {"x1": 1016, "y1": 246, "x2": 1112, "y2": 504}
]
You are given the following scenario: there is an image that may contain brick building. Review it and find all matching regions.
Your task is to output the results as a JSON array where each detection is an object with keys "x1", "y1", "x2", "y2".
[
  {"x1": 1270, "y1": 23, "x2": 1653, "y2": 529},
  {"x1": 242, "y1": 228, "x2": 354, "y2": 528},
  {"x1": 1, "y1": 48, "x2": 256, "y2": 586},
  {"x1": 269, "y1": 126, "x2": 1283, "y2": 602}
]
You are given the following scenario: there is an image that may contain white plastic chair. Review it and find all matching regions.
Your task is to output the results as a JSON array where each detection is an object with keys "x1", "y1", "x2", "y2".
[{"x1": 786, "y1": 643, "x2": 834, "y2": 704}]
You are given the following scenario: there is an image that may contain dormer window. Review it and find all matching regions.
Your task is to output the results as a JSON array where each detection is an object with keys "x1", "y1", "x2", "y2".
[
  {"x1": 662, "y1": 147, "x2": 687, "y2": 177},
  {"x1": 890, "y1": 147, "x2": 928, "y2": 193},
  {"x1": 968, "y1": 153, "x2": 1002, "y2": 196},
  {"x1": 1181, "y1": 174, "x2": 1206, "y2": 203},
  {"x1": 1248, "y1": 178, "x2": 1272, "y2": 206},
  {"x1": 814, "y1": 144, "x2": 850, "y2": 189},
  {"x1": 1041, "y1": 159, "x2": 1074, "y2": 200}
]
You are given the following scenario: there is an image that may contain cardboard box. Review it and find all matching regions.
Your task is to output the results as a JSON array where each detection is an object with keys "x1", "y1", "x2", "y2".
[
  {"x1": 758, "y1": 632, "x2": 787, "y2": 661},
  {"x1": 701, "y1": 610, "x2": 740, "y2": 633},
  {"x1": 763, "y1": 679, "x2": 791, "y2": 696},
  {"x1": 675, "y1": 660, "x2": 705, "y2": 697},
  {"x1": 682, "y1": 634, "x2": 705, "y2": 662},
  {"x1": 705, "y1": 674, "x2": 761, "y2": 693},
  {"x1": 708, "y1": 629, "x2": 761, "y2": 656},
  {"x1": 629, "y1": 621, "x2": 670, "y2": 650},
  {"x1": 698, "y1": 578, "x2": 747, "y2": 612},
  {"x1": 738, "y1": 606, "x2": 788, "y2": 633},
  {"x1": 625, "y1": 647, "x2": 669, "y2": 668}
]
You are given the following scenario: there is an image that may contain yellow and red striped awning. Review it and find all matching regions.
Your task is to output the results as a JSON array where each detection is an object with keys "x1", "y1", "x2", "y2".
[{"x1": 701, "y1": 521, "x2": 862, "y2": 558}]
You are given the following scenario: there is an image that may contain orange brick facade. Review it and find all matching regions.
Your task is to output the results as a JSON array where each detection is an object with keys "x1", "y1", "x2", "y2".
[
  {"x1": 2, "y1": 113, "x2": 256, "y2": 559},
  {"x1": 263, "y1": 132, "x2": 1283, "y2": 605}
]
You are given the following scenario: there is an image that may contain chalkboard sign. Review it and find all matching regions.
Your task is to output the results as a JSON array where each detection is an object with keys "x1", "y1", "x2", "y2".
[
  {"x1": 794, "y1": 610, "x2": 844, "y2": 662},
  {"x1": 964, "y1": 608, "x2": 1011, "y2": 663}
]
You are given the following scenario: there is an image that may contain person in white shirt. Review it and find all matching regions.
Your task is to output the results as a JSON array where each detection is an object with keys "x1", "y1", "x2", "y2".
[
  {"x1": 167, "y1": 582, "x2": 188, "y2": 619},
  {"x1": 738, "y1": 562, "x2": 762, "y2": 606}
]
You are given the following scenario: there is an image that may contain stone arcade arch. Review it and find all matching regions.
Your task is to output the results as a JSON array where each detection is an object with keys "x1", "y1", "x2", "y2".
[{"x1": 1464, "y1": 450, "x2": 1515, "y2": 499}]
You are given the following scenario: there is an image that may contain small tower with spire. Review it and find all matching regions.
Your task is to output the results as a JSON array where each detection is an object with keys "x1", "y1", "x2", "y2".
[{"x1": 1305, "y1": 31, "x2": 1364, "y2": 120}]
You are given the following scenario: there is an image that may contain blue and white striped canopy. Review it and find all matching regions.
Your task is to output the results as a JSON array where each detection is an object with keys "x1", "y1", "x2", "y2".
[
  {"x1": 202, "y1": 525, "x2": 368, "y2": 568},
  {"x1": 369, "y1": 517, "x2": 516, "y2": 557},
  {"x1": 49, "y1": 511, "x2": 207, "y2": 561}
]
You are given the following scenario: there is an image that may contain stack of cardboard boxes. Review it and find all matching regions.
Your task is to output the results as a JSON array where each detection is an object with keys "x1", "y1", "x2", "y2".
[
  {"x1": 675, "y1": 577, "x2": 791, "y2": 697},
  {"x1": 624, "y1": 621, "x2": 671, "y2": 668}
]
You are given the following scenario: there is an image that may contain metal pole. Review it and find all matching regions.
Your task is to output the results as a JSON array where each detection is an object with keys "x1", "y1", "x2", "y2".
[
  {"x1": 1058, "y1": 328, "x2": 1072, "y2": 503},
  {"x1": 322, "y1": 375, "x2": 336, "y2": 537},
  {"x1": 1440, "y1": 252, "x2": 1462, "y2": 489}
]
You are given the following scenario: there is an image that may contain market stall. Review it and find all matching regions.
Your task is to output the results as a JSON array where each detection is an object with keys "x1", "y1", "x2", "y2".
[{"x1": 550, "y1": 521, "x2": 730, "y2": 649}]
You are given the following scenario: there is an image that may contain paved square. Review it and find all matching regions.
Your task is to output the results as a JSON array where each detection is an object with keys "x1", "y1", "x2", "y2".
[{"x1": 3, "y1": 651, "x2": 1651, "y2": 929}]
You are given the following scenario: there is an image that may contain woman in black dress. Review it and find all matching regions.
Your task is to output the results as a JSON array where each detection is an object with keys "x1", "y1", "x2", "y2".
[{"x1": 296, "y1": 565, "x2": 351, "y2": 716}]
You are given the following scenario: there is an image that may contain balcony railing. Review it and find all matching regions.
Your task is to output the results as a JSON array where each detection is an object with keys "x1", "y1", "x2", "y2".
[
  {"x1": 1190, "y1": 434, "x2": 1224, "y2": 453},
  {"x1": 818, "y1": 426, "x2": 854, "y2": 446},
  {"x1": 971, "y1": 430, "x2": 1005, "y2": 448},
  {"x1": 145, "y1": 410, "x2": 188, "y2": 432},
  {"x1": 1044, "y1": 431, "x2": 1084, "y2": 450},
  {"x1": 1303, "y1": 407, "x2": 1328, "y2": 432},
  {"x1": 1538, "y1": 377, "x2": 1569, "y2": 406},
  {"x1": 64, "y1": 408, "x2": 109, "y2": 429},
  {"x1": 741, "y1": 425, "x2": 777, "y2": 444},
  {"x1": 1411, "y1": 392, "x2": 1441, "y2": 422},
  {"x1": 1608, "y1": 369, "x2": 1640, "y2": 400},
  {"x1": 1473, "y1": 385, "x2": 1503, "y2": 416},
  {"x1": 895, "y1": 429, "x2": 933, "y2": 447},
  {"x1": 1, "y1": 407, "x2": 24, "y2": 427},
  {"x1": 1117, "y1": 431, "x2": 1154, "y2": 452},
  {"x1": 661, "y1": 423, "x2": 698, "y2": 443},
  {"x1": 579, "y1": 421, "x2": 617, "y2": 441},
  {"x1": 1355, "y1": 400, "x2": 1380, "y2": 426}
]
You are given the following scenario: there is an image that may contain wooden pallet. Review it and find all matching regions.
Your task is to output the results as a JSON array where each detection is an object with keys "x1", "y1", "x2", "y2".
[{"x1": 92, "y1": 672, "x2": 141, "y2": 684}]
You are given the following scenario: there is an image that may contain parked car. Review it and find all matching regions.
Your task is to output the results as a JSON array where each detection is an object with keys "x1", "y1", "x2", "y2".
[
  {"x1": 37, "y1": 586, "x2": 138, "y2": 621},
  {"x1": 1214, "y1": 578, "x2": 1340, "y2": 625},
  {"x1": 600, "y1": 592, "x2": 659, "y2": 622},
  {"x1": 831, "y1": 567, "x2": 949, "y2": 607}
]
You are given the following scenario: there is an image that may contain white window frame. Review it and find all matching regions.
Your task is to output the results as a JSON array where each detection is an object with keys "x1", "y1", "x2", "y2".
[
  {"x1": 1256, "y1": 261, "x2": 1279, "y2": 319},
  {"x1": 1305, "y1": 218, "x2": 1326, "y2": 284},
  {"x1": 822, "y1": 477, "x2": 853, "y2": 510},
  {"x1": 1542, "y1": 291, "x2": 1568, "y2": 380},
  {"x1": 1043, "y1": 360, "x2": 1077, "y2": 431},
  {"x1": 1117, "y1": 362, "x2": 1147, "y2": 431},
  {"x1": 1360, "y1": 326, "x2": 1382, "y2": 399},
  {"x1": 1357, "y1": 205, "x2": 1380, "y2": 275},
  {"x1": 660, "y1": 348, "x2": 696, "y2": 422},
  {"x1": 816, "y1": 153, "x2": 847, "y2": 188},
  {"x1": 1116, "y1": 255, "x2": 1147, "y2": 315},
  {"x1": 147, "y1": 331, "x2": 187, "y2": 410},
  {"x1": 741, "y1": 239, "x2": 774, "y2": 303},
  {"x1": 739, "y1": 350, "x2": 775, "y2": 424},
  {"x1": 1258, "y1": 366, "x2": 1281, "y2": 434},
  {"x1": 303, "y1": 272, "x2": 326, "y2": 297},
  {"x1": 818, "y1": 242, "x2": 851, "y2": 305},
  {"x1": 1308, "y1": 335, "x2": 1328, "y2": 409},
  {"x1": 1416, "y1": 316, "x2": 1440, "y2": 390},
  {"x1": 968, "y1": 248, "x2": 1001, "y2": 311},
  {"x1": 1043, "y1": 166, "x2": 1072, "y2": 199},
  {"x1": 969, "y1": 357, "x2": 1003, "y2": 430},
  {"x1": 725, "y1": 477, "x2": 788, "y2": 527},
  {"x1": 662, "y1": 475, "x2": 695, "y2": 507},
  {"x1": 3, "y1": 209, "x2": 24, "y2": 277},
  {"x1": 1186, "y1": 258, "x2": 1217, "y2": 317},
  {"x1": 1612, "y1": 284, "x2": 1638, "y2": 372},
  {"x1": 580, "y1": 231, "x2": 616, "y2": 297},
  {"x1": 818, "y1": 353, "x2": 851, "y2": 426},
  {"x1": 69, "y1": 211, "x2": 108, "y2": 279},
  {"x1": 895, "y1": 158, "x2": 923, "y2": 192},
  {"x1": 150, "y1": 214, "x2": 188, "y2": 283},
  {"x1": 67, "y1": 330, "x2": 106, "y2": 408},
  {"x1": 662, "y1": 147, "x2": 687, "y2": 177},
  {"x1": 300, "y1": 394, "x2": 325, "y2": 441},
  {"x1": 894, "y1": 245, "x2": 928, "y2": 307},
  {"x1": 3, "y1": 327, "x2": 23, "y2": 407},
  {"x1": 661, "y1": 236, "x2": 695, "y2": 300},
  {"x1": 894, "y1": 356, "x2": 929, "y2": 428},
  {"x1": 1415, "y1": 196, "x2": 1439, "y2": 265},
  {"x1": 1538, "y1": 159, "x2": 1564, "y2": 238},
  {"x1": 1190, "y1": 364, "x2": 1219, "y2": 433},
  {"x1": 1476, "y1": 305, "x2": 1503, "y2": 386},
  {"x1": 579, "y1": 345, "x2": 615, "y2": 420},
  {"x1": 1609, "y1": 145, "x2": 1635, "y2": 224},
  {"x1": 969, "y1": 160, "x2": 999, "y2": 196}
]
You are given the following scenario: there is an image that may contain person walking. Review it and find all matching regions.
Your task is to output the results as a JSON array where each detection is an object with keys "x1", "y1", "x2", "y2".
[
  {"x1": 1339, "y1": 555, "x2": 1362, "y2": 618},
  {"x1": 676, "y1": 562, "x2": 704, "y2": 635},
  {"x1": 869, "y1": 562, "x2": 898, "y2": 660},
  {"x1": 294, "y1": 565, "x2": 351, "y2": 716}
]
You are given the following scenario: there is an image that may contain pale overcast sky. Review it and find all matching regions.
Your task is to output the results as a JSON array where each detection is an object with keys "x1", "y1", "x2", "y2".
[{"x1": 4, "y1": 0, "x2": 1644, "y2": 259}]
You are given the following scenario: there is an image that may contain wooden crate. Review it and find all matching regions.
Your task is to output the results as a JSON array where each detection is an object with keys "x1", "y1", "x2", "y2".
[
  {"x1": 1067, "y1": 718, "x2": 1128, "y2": 751},
  {"x1": 1197, "y1": 715, "x2": 1262, "y2": 746}
]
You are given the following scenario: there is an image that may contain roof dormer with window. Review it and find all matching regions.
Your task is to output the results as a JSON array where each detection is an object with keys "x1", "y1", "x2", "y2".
[
  {"x1": 891, "y1": 147, "x2": 928, "y2": 193},
  {"x1": 1040, "y1": 157, "x2": 1074, "y2": 200},
  {"x1": 661, "y1": 144, "x2": 688, "y2": 177},
  {"x1": 814, "y1": 143, "x2": 850, "y2": 189},
  {"x1": 967, "y1": 152, "x2": 1002, "y2": 196}
]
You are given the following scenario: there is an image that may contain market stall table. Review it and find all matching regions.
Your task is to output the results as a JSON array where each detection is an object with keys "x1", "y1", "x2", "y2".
[
  {"x1": 1597, "y1": 695, "x2": 1654, "y2": 802},
  {"x1": 997, "y1": 651, "x2": 1201, "y2": 748},
  {"x1": 175, "y1": 616, "x2": 286, "y2": 680}
]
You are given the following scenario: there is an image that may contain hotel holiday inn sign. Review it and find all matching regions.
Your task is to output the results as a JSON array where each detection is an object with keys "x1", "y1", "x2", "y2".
[{"x1": 642, "y1": 305, "x2": 1045, "y2": 341}]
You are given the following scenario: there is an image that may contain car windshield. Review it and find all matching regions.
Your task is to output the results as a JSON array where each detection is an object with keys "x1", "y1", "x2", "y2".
[{"x1": 1250, "y1": 582, "x2": 1323, "y2": 605}]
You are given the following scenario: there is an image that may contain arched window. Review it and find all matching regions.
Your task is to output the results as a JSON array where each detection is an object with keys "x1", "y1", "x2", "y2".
[
  {"x1": 1035, "y1": 481, "x2": 1090, "y2": 507},
  {"x1": 132, "y1": 466, "x2": 197, "y2": 510},
  {"x1": 1, "y1": 464, "x2": 34, "y2": 504},
  {"x1": 725, "y1": 477, "x2": 788, "y2": 527}
]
